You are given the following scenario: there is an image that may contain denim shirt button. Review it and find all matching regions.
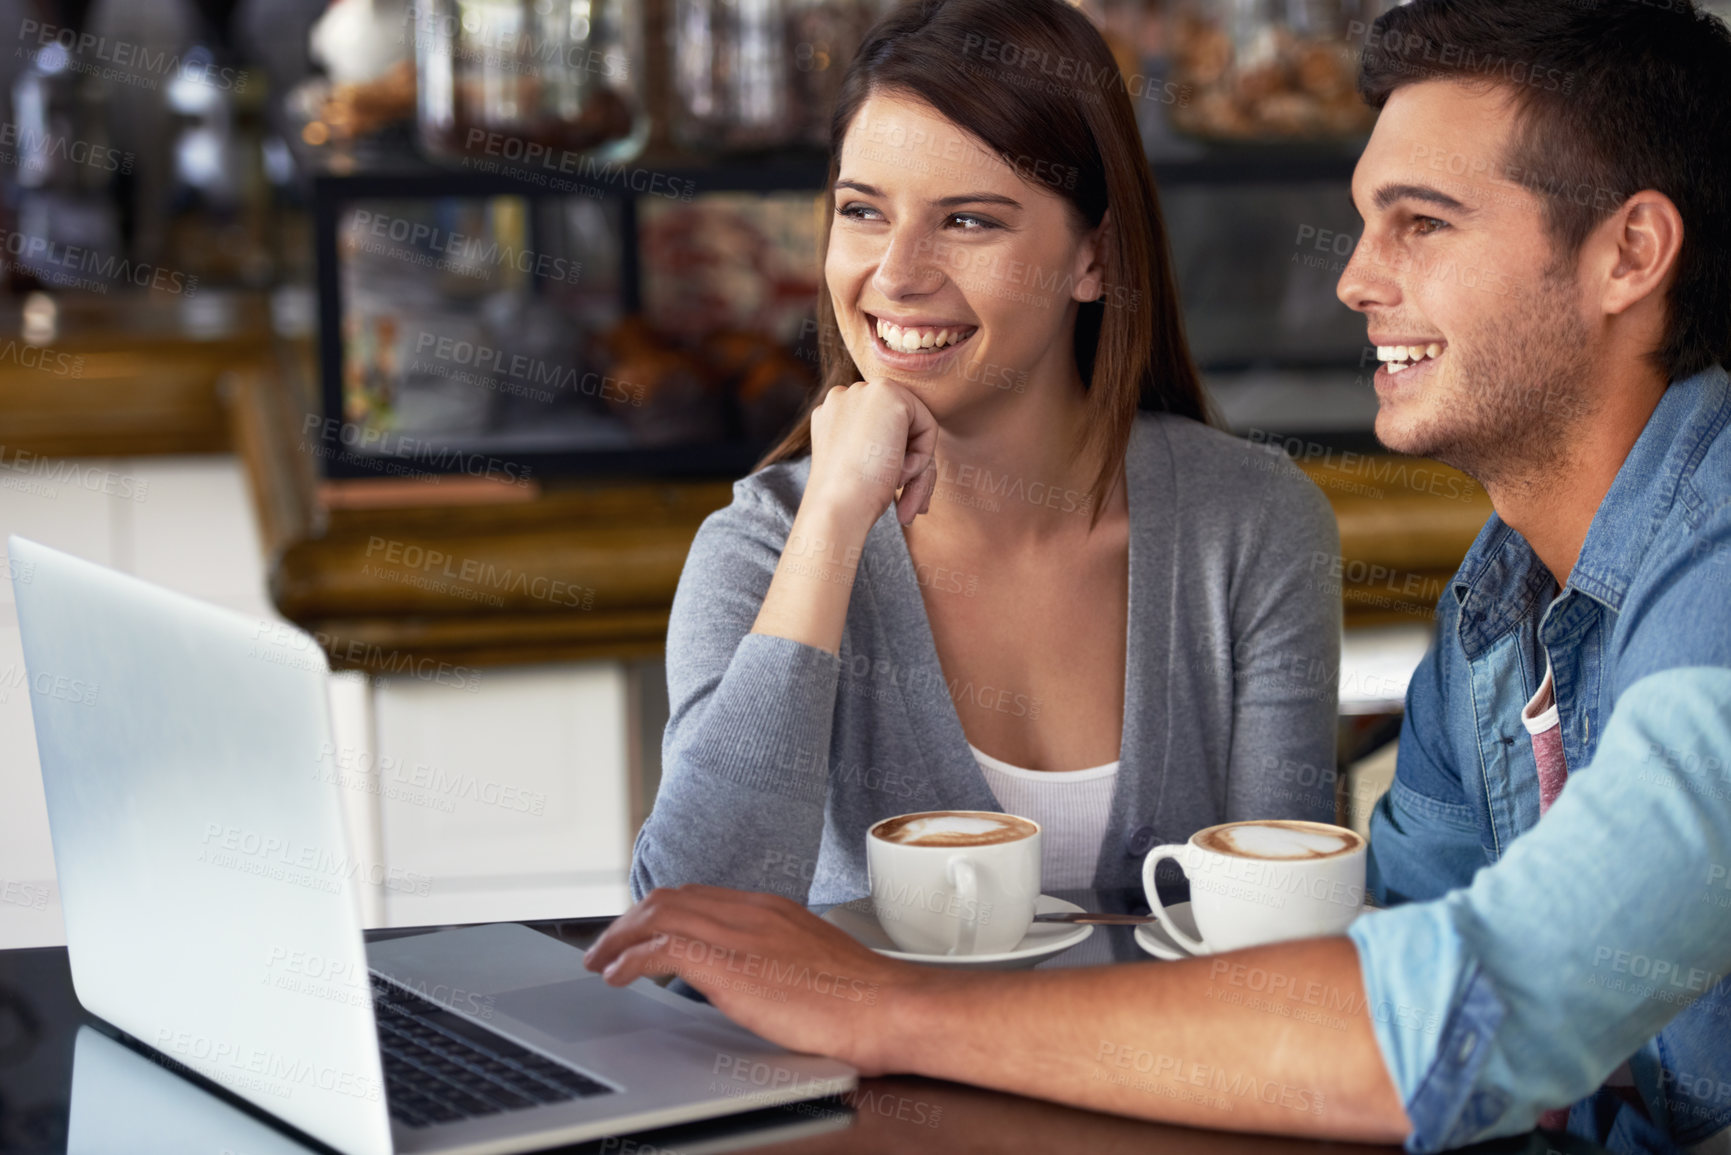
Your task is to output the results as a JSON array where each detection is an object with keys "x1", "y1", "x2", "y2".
[
  {"x1": 1456, "y1": 1031, "x2": 1478, "y2": 1064},
  {"x1": 1127, "y1": 825, "x2": 1156, "y2": 857}
]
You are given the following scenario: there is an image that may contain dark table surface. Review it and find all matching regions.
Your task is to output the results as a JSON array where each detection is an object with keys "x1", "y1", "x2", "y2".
[{"x1": 0, "y1": 890, "x2": 1603, "y2": 1155}]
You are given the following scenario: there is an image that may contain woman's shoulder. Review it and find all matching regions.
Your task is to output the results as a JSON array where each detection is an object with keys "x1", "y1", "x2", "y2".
[
  {"x1": 676, "y1": 457, "x2": 813, "y2": 598},
  {"x1": 1131, "y1": 411, "x2": 1335, "y2": 535},
  {"x1": 1134, "y1": 411, "x2": 1318, "y2": 495},
  {"x1": 691, "y1": 456, "x2": 813, "y2": 547},
  {"x1": 728, "y1": 455, "x2": 812, "y2": 522}
]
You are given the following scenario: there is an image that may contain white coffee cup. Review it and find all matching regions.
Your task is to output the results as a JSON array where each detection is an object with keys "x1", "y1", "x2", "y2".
[
  {"x1": 866, "y1": 810, "x2": 1041, "y2": 956},
  {"x1": 1140, "y1": 819, "x2": 1366, "y2": 955}
]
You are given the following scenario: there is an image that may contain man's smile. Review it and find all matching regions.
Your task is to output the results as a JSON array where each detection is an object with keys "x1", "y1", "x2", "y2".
[{"x1": 1371, "y1": 338, "x2": 1446, "y2": 391}]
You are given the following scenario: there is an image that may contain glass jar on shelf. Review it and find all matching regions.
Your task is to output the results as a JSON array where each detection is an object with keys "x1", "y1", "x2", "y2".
[
  {"x1": 8, "y1": 42, "x2": 125, "y2": 293},
  {"x1": 786, "y1": 0, "x2": 883, "y2": 148},
  {"x1": 414, "y1": 0, "x2": 650, "y2": 166},
  {"x1": 669, "y1": 0, "x2": 800, "y2": 152},
  {"x1": 1168, "y1": 0, "x2": 1384, "y2": 143}
]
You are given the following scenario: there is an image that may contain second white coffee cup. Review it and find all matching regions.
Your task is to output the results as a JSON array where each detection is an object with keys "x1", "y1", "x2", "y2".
[
  {"x1": 1141, "y1": 819, "x2": 1366, "y2": 955},
  {"x1": 866, "y1": 810, "x2": 1041, "y2": 956}
]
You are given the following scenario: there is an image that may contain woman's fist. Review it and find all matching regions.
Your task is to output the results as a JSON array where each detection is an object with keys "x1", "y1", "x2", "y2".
[{"x1": 804, "y1": 378, "x2": 939, "y2": 531}]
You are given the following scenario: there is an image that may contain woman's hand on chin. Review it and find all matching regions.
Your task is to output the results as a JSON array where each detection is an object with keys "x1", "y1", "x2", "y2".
[
  {"x1": 805, "y1": 379, "x2": 939, "y2": 531},
  {"x1": 582, "y1": 884, "x2": 926, "y2": 1076}
]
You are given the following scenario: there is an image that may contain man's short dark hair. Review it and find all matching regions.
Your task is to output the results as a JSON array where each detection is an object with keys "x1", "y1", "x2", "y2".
[{"x1": 1358, "y1": 0, "x2": 1731, "y2": 383}]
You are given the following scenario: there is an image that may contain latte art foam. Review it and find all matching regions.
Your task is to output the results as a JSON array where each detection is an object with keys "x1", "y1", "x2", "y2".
[
  {"x1": 1196, "y1": 820, "x2": 1361, "y2": 860},
  {"x1": 873, "y1": 811, "x2": 1037, "y2": 847}
]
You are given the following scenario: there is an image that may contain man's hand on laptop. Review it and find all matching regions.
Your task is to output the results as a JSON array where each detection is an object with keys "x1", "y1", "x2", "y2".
[{"x1": 583, "y1": 885, "x2": 917, "y2": 1074}]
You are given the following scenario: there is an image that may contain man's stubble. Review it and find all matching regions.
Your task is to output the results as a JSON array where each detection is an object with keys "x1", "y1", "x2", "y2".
[{"x1": 1381, "y1": 261, "x2": 1600, "y2": 494}]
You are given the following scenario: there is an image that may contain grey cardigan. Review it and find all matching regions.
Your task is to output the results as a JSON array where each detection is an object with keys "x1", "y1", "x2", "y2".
[{"x1": 631, "y1": 412, "x2": 1342, "y2": 904}]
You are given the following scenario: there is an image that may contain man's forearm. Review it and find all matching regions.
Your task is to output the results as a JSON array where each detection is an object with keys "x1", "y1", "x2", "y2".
[{"x1": 879, "y1": 936, "x2": 1411, "y2": 1144}]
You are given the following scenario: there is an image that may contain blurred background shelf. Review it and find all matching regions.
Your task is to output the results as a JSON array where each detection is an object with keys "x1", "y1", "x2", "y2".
[
  {"x1": 0, "y1": 292, "x2": 272, "y2": 458},
  {"x1": 304, "y1": 139, "x2": 1364, "y2": 195}
]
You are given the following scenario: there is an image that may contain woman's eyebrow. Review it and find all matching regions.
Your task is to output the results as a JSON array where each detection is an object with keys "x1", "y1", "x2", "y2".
[
  {"x1": 934, "y1": 192, "x2": 1023, "y2": 210},
  {"x1": 833, "y1": 179, "x2": 1023, "y2": 211}
]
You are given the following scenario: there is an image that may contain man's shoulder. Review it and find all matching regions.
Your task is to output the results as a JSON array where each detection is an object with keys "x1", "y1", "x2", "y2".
[
  {"x1": 1681, "y1": 398, "x2": 1731, "y2": 524},
  {"x1": 1608, "y1": 407, "x2": 1731, "y2": 679},
  {"x1": 1633, "y1": 482, "x2": 1731, "y2": 610},
  {"x1": 1620, "y1": 364, "x2": 1731, "y2": 584},
  {"x1": 1639, "y1": 376, "x2": 1731, "y2": 582}
]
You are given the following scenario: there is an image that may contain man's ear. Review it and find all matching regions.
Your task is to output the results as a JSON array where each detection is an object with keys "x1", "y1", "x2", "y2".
[
  {"x1": 1595, "y1": 190, "x2": 1683, "y2": 318},
  {"x1": 1071, "y1": 208, "x2": 1112, "y2": 303}
]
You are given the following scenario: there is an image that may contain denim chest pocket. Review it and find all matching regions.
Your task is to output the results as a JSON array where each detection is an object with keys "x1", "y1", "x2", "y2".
[
  {"x1": 1390, "y1": 777, "x2": 1480, "y2": 829},
  {"x1": 1387, "y1": 778, "x2": 1499, "y2": 866}
]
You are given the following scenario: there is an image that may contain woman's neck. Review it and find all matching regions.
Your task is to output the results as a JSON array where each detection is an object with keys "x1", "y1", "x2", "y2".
[{"x1": 904, "y1": 372, "x2": 1126, "y2": 551}]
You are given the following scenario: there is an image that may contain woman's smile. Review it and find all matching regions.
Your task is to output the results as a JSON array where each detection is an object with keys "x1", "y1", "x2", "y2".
[{"x1": 862, "y1": 310, "x2": 980, "y2": 369}]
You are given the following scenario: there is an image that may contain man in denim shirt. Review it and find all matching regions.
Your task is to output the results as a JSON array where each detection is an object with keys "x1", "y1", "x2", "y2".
[
  {"x1": 584, "y1": 1, "x2": 1731, "y2": 1152},
  {"x1": 1339, "y1": 2, "x2": 1731, "y2": 1151}
]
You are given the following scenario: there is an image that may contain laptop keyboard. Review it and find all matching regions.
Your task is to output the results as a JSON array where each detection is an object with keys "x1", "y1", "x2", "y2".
[{"x1": 370, "y1": 972, "x2": 614, "y2": 1129}]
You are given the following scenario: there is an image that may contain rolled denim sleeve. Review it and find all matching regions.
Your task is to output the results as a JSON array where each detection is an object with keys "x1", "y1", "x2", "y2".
[{"x1": 1348, "y1": 668, "x2": 1731, "y2": 1152}]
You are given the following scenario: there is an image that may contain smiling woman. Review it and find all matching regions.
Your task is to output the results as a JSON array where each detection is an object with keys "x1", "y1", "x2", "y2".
[
  {"x1": 630, "y1": 0, "x2": 1344, "y2": 905},
  {"x1": 762, "y1": 0, "x2": 1207, "y2": 509}
]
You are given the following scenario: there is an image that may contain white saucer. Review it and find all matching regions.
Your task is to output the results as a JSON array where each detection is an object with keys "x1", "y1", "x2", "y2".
[
  {"x1": 821, "y1": 894, "x2": 1095, "y2": 970},
  {"x1": 1134, "y1": 902, "x2": 1203, "y2": 960},
  {"x1": 1133, "y1": 901, "x2": 1380, "y2": 960}
]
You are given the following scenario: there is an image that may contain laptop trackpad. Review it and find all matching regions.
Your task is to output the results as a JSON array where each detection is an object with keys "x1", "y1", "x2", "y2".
[{"x1": 492, "y1": 979, "x2": 702, "y2": 1043}]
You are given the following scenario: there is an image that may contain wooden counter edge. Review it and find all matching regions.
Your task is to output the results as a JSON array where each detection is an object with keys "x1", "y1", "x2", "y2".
[{"x1": 228, "y1": 366, "x2": 733, "y2": 669}]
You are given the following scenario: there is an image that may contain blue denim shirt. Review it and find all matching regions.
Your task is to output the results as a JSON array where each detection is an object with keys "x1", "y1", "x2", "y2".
[{"x1": 1347, "y1": 363, "x2": 1731, "y2": 1155}]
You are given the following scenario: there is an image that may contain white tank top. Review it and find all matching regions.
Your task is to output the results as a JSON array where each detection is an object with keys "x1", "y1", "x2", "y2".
[{"x1": 969, "y1": 743, "x2": 1120, "y2": 891}]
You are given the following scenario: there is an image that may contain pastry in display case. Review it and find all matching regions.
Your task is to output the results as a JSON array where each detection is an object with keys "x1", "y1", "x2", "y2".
[
  {"x1": 1168, "y1": 0, "x2": 1384, "y2": 142},
  {"x1": 637, "y1": 191, "x2": 823, "y2": 344},
  {"x1": 706, "y1": 327, "x2": 816, "y2": 443},
  {"x1": 582, "y1": 318, "x2": 812, "y2": 448},
  {"x1": 593, "y1": 316, "x2": 723, "y2": 447}
]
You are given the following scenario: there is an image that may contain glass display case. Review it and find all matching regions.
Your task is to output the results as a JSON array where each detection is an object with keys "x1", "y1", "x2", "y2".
[
  {"x1": 307, "y1": 148, "x2": 831, "y2": 482},
  {"x1": 299, "y1": 0, "x2": 1398, "y2": 487},
  {"x1": 304, "y1": 144, "x2": 1381, "y2": 486}
]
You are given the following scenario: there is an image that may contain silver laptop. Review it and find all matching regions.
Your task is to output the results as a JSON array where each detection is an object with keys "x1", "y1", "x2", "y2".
[
  {"x1": 67, "y1": 1025, "x2": 853, "y2": 1155},
  {"x1": 10, "y1": 535, "x2": 855, "y2": 1155}
]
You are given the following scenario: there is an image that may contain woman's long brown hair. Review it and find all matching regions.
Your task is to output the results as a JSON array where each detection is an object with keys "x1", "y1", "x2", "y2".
[{"x1": 753, "y1": 0, "x2": 1211, "y2": 525}]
